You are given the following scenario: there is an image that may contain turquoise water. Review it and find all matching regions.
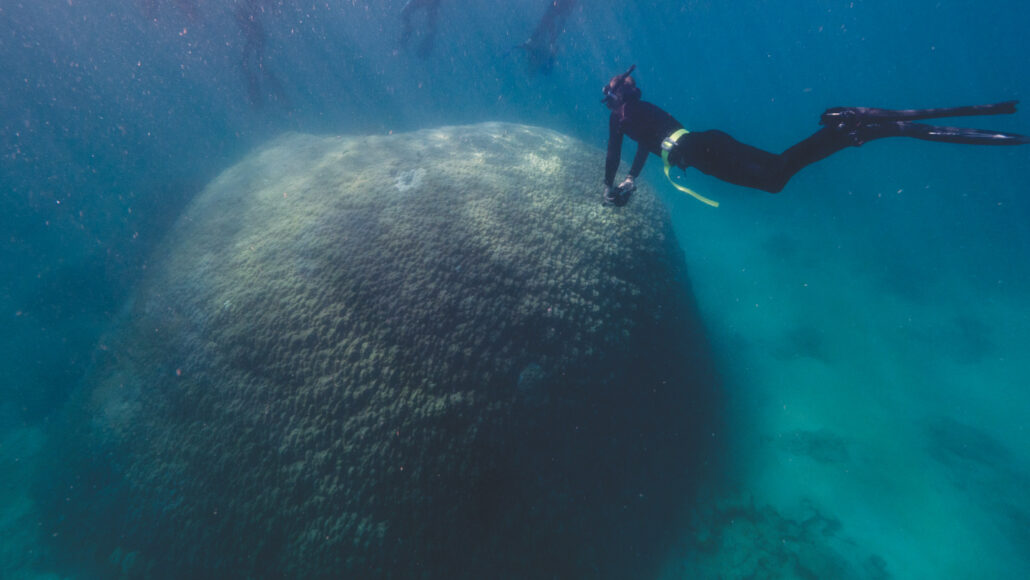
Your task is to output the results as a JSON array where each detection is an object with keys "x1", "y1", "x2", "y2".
[{"x1": 2, "y1": 1, "x2": 1029, "y2": 578}]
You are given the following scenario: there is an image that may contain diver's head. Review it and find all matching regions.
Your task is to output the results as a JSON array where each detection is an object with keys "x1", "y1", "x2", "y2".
[{"x1": 601, "y1": 65, "x2": 641, "y2": 109}]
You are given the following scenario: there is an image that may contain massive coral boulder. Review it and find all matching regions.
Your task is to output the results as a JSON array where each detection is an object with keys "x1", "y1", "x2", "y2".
[{"x1": 43, "y1": 124, "x2": 721, "y2": 579}]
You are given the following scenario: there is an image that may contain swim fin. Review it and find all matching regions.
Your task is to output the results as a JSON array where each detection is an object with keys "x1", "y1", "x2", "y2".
[
  {"x1": 820, "y1": 101, "x2": 1029, "y2": 146},
  {"x1": 821, "y1": 101, "x2": 1019, "y2": 125},
  {"x1": 902, "y1": 122, "x2": 1030, "y2": 145}
]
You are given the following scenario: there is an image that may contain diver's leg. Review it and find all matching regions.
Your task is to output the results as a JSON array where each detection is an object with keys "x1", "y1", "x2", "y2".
[
  {"x1": 399, "y1": 1, "x2": 417, "y2": 48},
  {"x1": 678, "y1": 122, "x2": 946, "y2": 194},
  {"x1": 777, "y1": 126, "x2": 856, "y2": 180},
  {"x1": 409, "y1": 3, "x2": 439, "y2": 57},
  {"x1": 675, "y1": 130, "x2": 797, "y2": 193},
  {"x1": 684, "y1": 121, "x2": 902, "y2": 193},
  {"x1": 675, "y1": 116, "x2": 1027, "y2": 195},
  {"x1": 241, "y1": 41, "x2": 262, "y2": 107},
  {"x1": 776, "y1": 117, "x2": 1028, "y2": 185}
]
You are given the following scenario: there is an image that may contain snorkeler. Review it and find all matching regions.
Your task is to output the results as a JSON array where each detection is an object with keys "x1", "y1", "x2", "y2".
[
  {"x1": 399, "y1": 0, "x2": 443, "y2": 58},
  {"x1": 601, "y1": 66, "x2": 1029, "y2": 207},
  {"x1": 517, "y1": 0, "x2": 577, "y2": 74},
  {"x1": 233, "y1": 0, "x2": 289, "y2": 108}
]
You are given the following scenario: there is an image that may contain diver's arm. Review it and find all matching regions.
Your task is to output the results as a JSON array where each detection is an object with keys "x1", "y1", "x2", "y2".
[
  {"x1": 628, "y1": 145, "x2": 649, "y2": 180},
  {"x1": 604, "y1": 113, "x2": 623, "y2": 187}
]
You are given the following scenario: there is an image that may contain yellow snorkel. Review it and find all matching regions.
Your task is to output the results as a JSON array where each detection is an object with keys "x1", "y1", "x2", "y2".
[{"x1": 661, "y1": 129, "x2": 720, "y2": 208}]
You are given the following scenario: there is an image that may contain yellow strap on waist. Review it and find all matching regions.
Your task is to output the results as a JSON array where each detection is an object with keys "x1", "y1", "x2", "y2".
[{"x1": 661, "y1": 128, "x2": 720, "y2": 208}]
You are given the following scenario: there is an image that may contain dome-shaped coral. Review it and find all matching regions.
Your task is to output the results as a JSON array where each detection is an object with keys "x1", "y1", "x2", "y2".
[{"x1": 42, "y1": 123, "x2": 722, "y2": 579}]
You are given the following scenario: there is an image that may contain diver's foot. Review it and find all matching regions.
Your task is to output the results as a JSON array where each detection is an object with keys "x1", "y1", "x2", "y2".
[
  {"x1": 820, "y1": 107, "x2": 864, "y2": 132},
  {"x1": 819, "y1": 108, "x2": 900, "y2": 146}
]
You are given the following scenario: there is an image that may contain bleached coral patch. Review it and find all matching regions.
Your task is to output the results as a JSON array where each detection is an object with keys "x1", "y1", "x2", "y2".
[{"x1": 393, "y1": 167, "x2": 426, "y2": 193}]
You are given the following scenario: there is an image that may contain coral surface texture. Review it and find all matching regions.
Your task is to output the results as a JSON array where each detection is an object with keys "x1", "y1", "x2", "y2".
[{"x1": 43, "y1": 124, "x2": 721, "y2": 579}]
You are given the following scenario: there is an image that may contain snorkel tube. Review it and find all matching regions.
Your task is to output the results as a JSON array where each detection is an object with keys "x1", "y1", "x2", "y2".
[
  {"x1": 614, "y1": 64, "x2": 636, "y2": 86},
  {"x1": 601, "y1": 64, "x2": 637, "y2": 103}
]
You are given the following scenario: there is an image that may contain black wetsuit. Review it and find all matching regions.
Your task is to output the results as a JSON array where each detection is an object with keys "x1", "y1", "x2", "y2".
[{"x1": 606, "y1": 99, "x2": 1027, "y2": 194}]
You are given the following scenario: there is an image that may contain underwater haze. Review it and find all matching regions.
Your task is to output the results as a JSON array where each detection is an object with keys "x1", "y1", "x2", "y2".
[{"x1": 2, "y1": 0, "x2": 1029, "y2": 578}]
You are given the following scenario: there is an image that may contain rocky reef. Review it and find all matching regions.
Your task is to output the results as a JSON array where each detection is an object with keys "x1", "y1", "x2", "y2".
[{"x1": 41, "y1": 123, "x2": 722, "y2": 579}]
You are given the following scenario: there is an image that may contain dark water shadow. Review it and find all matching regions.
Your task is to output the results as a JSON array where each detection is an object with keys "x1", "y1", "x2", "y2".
[{"x1": 926, "y1": 416, "x2": 1030, "y2": 568}]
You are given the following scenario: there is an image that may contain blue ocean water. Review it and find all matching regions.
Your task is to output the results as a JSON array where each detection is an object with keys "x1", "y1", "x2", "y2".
[{"x1": 2, "y1": 1, "x2": 1028, "y2": 578}]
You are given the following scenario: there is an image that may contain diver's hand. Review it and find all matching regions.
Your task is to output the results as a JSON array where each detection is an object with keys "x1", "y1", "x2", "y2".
[
  {"x1": 605, "y1": 187, "x2": 628, "y2": 206},
  {"x1": 603, "y1": 177, "x2": 636, "y2": 206}
]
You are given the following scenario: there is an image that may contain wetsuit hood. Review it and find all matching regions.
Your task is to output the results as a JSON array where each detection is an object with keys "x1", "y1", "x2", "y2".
[{"x1": 602, "y1": 65, "x2": 641, "y2": 107}]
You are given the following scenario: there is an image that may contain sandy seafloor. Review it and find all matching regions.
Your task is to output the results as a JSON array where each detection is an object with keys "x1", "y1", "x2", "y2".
[{"x1": 653, "y1": 139, "x2": 1030, "y2": 578}]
